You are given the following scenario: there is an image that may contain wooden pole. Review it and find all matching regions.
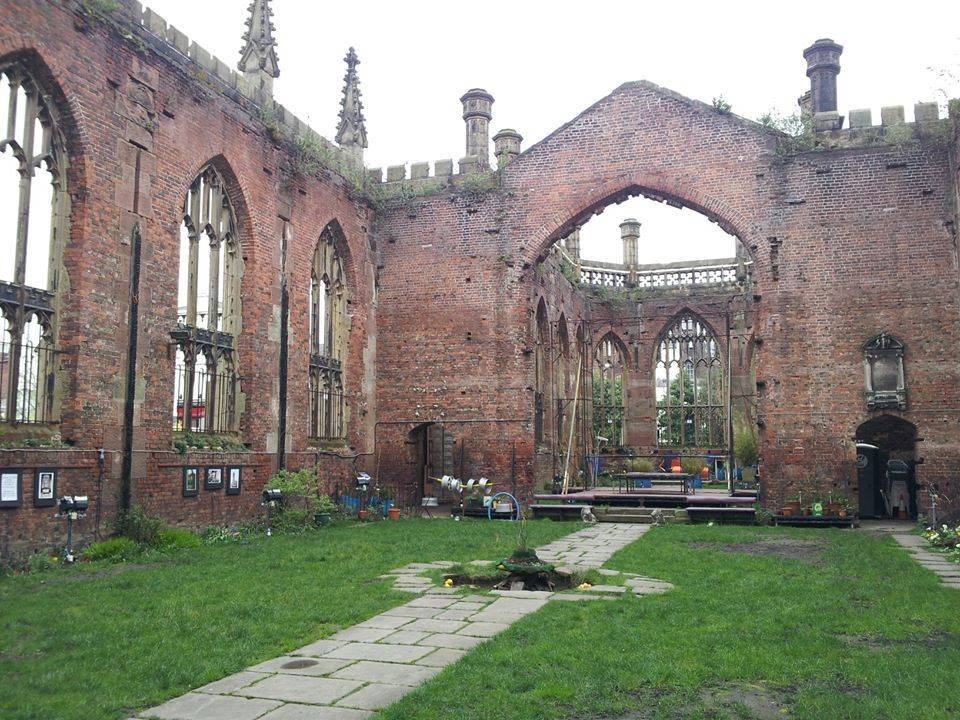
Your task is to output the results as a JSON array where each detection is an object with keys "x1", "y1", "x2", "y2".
[{"x1": 561, "y1": 352, "x2": 583, "y2": 494}]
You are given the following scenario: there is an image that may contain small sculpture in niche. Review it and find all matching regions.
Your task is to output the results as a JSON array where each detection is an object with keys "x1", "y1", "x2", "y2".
[{"x1": 863, "y1": 333, "x2": 906, "y2": 411}]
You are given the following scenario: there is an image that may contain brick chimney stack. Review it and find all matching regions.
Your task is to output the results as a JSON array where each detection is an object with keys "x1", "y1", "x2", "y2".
[
  {"x1": 460, "y1": 89, "x2": 494, "y2": 172},
  {"x1": 803, "y1": 39, "x2": 843, "y2": 130}
]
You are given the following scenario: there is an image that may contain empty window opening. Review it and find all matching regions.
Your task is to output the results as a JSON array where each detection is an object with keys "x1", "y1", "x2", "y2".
[
  {"x1": 0, "y1": 63, "x2": 67, "y2": 424},
  {"x1": 309, "y1": 223, "x2": 347, "y2": 440}
]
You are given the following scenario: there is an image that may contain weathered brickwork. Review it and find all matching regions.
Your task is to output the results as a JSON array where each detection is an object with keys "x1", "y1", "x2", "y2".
[
  {"x1": 0, "y1": 0, "x2": 376, "y2": 558},
  {"x1": 1, "y1": 2, "x2": 958, "y2": 558}
]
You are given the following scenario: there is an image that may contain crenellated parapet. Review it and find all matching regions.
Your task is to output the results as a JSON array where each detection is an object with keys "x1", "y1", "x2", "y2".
[{"x1": 92, "y1": 1, "x2": 359, "y2": 185}]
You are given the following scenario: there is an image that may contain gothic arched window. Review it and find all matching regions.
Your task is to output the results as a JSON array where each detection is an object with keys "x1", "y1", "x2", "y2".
[
  {"x1": 655, "y1": 313, "x2": 723, "y2": 448},
  {"x1": 309, "y1": 223, "x2": 347, "y2": 440},
  {"x1": 171, "y1": 165, "x2": 243, "y2": 433},
  {"x1": 594, "y1": 332, "x2": 628, "y2": 448},
  {"x1": 0, "y1": 62, "x2": 68, "y2": 424}
]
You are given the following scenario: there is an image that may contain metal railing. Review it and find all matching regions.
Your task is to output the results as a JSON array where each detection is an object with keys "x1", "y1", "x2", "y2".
[{"x1": 172, "y1": 360, "x2": 237, "y2": 433}]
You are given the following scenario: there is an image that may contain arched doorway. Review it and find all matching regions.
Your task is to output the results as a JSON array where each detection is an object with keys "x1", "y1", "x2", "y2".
[{"x1": 855, "y1": 416, "x2": 918, "y2": 520}]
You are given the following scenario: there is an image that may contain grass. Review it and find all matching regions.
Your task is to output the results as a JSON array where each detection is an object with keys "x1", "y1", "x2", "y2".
[
  {"x1": 0, "y1": 518, "x2": 575, "y2": 720},
  {"x1": 381, "y1": 524, "x2": 960, "y2": 720}
]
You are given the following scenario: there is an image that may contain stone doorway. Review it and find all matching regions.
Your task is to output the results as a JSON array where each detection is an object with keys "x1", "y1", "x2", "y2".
[{"x1": 855, "y1": 416, "x2": 918, "y2": 520}]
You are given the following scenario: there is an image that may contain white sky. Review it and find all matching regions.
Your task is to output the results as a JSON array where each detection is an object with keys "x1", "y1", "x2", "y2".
[{"x1": 3, "y1": 0, "x2": 959, "y2": 273}]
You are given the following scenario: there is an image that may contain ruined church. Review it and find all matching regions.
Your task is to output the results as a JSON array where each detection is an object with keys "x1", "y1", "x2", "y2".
[{"x1": 1, "y1": 0, "x2": 958, "y2": 557}]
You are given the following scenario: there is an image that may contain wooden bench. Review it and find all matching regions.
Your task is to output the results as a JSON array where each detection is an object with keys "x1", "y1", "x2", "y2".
[
  {"x1": 773, "y1": 515, "x2": 856, "y2": 529},
  {"x1": 530, "y1": 504, "x2": 591, "y2": 520},
  {"x1": 687, "y1": 506, "x2": 756, "y2": 524}
]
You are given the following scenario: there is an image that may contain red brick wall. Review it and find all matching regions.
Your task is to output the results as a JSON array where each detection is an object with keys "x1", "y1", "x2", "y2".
[
  {"x1": 377, "y1": 82, "x2": 960, "y2": 515},
  {"x1": 0, "y1": 0, "x2": 377, "y2": 558},
  {"x1": 2, "y1": 3, "x2": 959, "y2": 560}
]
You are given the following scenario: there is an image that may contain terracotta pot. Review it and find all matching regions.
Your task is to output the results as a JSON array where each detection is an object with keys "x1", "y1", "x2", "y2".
[
  {"x1": 358, "y1": 509, "x2": 368, "y2": 521},
  {"x1": 826, "y1": 503, "x2": 841, "y2": 516},
  {"x1": 388, "y1": 507, "x2": 401, "y2": 521},
  {"x1": 838, "y1": 509, "x2": 848, "y2": 518},
  {"x1": 780, "y1": 506, "x2": 795, "y2": 517},
  {"x1": 784, "y1": 501, "x2": 801, "y2": 514}
]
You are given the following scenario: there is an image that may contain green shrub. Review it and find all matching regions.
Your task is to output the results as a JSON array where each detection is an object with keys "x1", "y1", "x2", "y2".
[
  {"x1": 114, "y1": 506, "x2": 164, "y2": 546},
  {"x1": 26, "y1": 552, "x2": 59, "y2": 572},
  {"x1": 681, "y1": 458, "x2": 706, "y2": 476},
  {"x1": 84, "y1": 537, "x2": 139, "y2": 563},
  {"x1": 734, "y1": 429, "x2": 759, "y2": 467},
  {"x1": 265, "y1": 468, "x2": 324, "y2": 532},
  {"x1": 629, "y1": 458, "x2": 654, "y2": 472},
  {"x1": 153, "y1": 527, "x2": 201, "y2": 551}
]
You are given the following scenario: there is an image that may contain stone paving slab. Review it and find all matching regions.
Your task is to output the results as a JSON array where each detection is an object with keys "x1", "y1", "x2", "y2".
[
  {"x1": 335, "y1": 683, "x2": 410, "y2": 710},
  {"x1": 415, "y1": 647, "x2": 468, "y2": 666},
  {"x1": 380, "y1": 628, "x2": 433, "y2": 645},
  {"x1": 139, "y1": 523, "x2": 664, "y2": 720},
  {"x1": 324, "y1": 642, "x2": 435, "y2": 663},
  {"x1": 247, "y1": 656, "x2": 353, "y2": 676},
  {"x1": 236, "y1": 675, "x2": 363, "y2": 705},
  {"x1": 381, "y1": 605, "x2": 446, "y2": 619},
  {"x1": 406, "y1": 596, "x2": 458, "y2": 608},
  {"x1": 139, "y1": 693, "x2": 281, "y2": 720},
  {"x1": 402, "y1": 618, "x2": 467, "y2": 633},
  {"x1": 419, "y1": 632, "x2": 486, "y2": 650},
  {"x1": 290, "y1": 639, "x2": 347, "y2": 657},
  {"x1": 194, "y1": 671, "x2": 270, "y2": 695},
  {"x1": 330, "y1": 626, "x2": 398, "y2": 643},
  {"x1": 355, "y1": 614, "x2": 415, "y2": 630},
  {"x1": 457, "y1": 621, "x2": 510, "y2": 637},
  {"x1": 330, "y1": 660, "x2": 440, "y2": 686},
  {"x1": 260, "y1": 704, "x2": 373, "y2": 719}
]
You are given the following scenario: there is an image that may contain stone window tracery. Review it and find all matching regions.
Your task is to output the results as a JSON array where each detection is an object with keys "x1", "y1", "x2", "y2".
[
  {"x1": 594, "y1": 332, "x2": 628, "y2": 447},
  {"x1": 0, "y1": 63, "x2": 68, "y2": 424},
  {"x1": 171, "y1": 165, "x2": 242, "y2": 433},
  {"x1": 309, "y1": 224, "x2": 347, "y2": 440},
  {"x1": 655, "y1": 313, "x2": 724, "y2": 448},
  {"x1": 863, "y1": 333, "x2": 906, "y2": 411}
]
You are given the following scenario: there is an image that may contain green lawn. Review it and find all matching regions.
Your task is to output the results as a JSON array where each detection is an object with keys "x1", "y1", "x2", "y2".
[
  {"x1": 0, "y1": 518, "x2": 574, "y2": 720},
  {"x1": 383, "y1": 524, "x2": 960, "y2": 720},
  {"x1": 5, "y1": 522, "x2": 959, "y2": 720}
]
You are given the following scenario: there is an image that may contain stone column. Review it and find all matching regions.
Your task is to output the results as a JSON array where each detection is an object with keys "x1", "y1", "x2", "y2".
[
  {"x1": 565, "y1": 228, "x2": 581, "y2": 262},
  {"x1": 460, "y1": 89, "x2": 494, "y2": 170},
  {"x1": 620, "y1": 218, "x2": 640, "y2": 285}
]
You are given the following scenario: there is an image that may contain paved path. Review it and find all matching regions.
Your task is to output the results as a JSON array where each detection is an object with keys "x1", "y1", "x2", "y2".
[
  {"x1": 866, "y1": 522, "x2": 960, "y2": 590},
  {"x1": 888, "y1": 531, "x2": 960, "y2": 590},
  {"x1": 138, "y1": 524, "x2": 663, "y2": 720}
]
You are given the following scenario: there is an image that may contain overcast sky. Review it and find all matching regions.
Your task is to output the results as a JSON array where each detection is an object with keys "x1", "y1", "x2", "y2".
[{"x1": 11, "y1": 0, "x2": 960, "y2": 268}]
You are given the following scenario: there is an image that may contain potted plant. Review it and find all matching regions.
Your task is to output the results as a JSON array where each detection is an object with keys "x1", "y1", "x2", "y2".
[
  {"x1": 783, "y1": 490, "x2": 802, "y2": 516},
  {"x1": 314, "y1": 494, "x2": 336, "y2": 526},
  {"x1": 388, "y1": 505, "x2": 401, "y2": 521},
  {"x1": 734, "y1": 429, "x2": 759, "y2": 486}
]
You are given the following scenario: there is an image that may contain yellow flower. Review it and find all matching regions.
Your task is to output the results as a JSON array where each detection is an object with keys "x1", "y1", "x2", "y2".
[
  {"x1": 443, "y1": 578, "x2": 454, "y2": 587},
  {"x1": 577, "y1": 582, "x2": 593, "y2": 590}
]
